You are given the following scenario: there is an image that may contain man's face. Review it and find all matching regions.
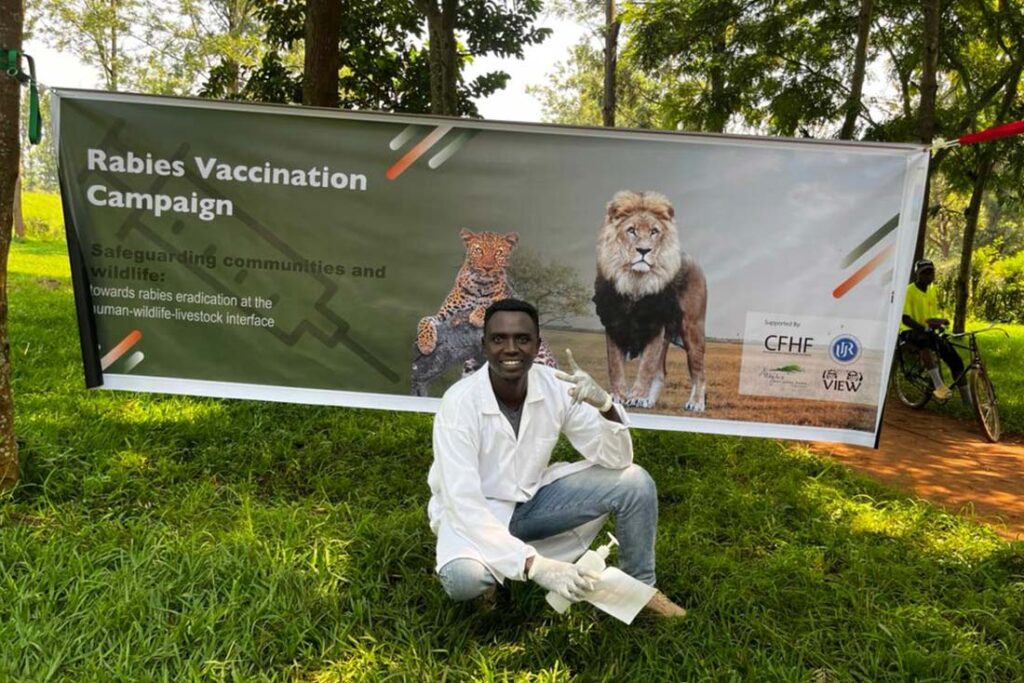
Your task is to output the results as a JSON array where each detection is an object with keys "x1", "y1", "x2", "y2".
[
  {"x1": 916, "y1": 266, "x2": 935, "y2": 287},
  {"x1": 483, "y1": 311, "x2": 540, "y2": 382}
]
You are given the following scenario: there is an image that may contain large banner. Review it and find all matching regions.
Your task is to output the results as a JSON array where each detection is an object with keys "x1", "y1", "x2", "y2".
[{"x1": 54, "y1": 89, "x2": 929, "y2": 446}]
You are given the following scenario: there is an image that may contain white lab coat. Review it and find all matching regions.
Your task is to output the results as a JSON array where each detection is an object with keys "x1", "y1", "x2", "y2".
[{"x1": 427, "y1": 363, "x2": 633, "y2": 583}]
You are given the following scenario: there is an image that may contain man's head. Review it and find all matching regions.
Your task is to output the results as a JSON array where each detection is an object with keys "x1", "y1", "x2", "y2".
[
  {"x1": 914, "y1": 258, "x2": 935, "y2": 287},
  {"x1": 484, "y1": 299, "x2": 540, "y2": 336},
  {"x1": 482, "y1": 299, "x2": 541, "y2": 384}
]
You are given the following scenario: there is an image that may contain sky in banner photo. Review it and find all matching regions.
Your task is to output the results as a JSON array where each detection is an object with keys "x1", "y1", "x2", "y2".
[{"x1": 22, "y1": 18, "x2": 587, "y2": 123}]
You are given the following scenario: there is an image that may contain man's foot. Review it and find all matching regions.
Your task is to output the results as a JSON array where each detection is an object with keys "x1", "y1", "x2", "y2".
[
  {"x1": 932, "y1": 384, "x2": 952, "y2": 401},
  {"x1": 643, "y1": 591, "x2": 687, "y2": 618}
]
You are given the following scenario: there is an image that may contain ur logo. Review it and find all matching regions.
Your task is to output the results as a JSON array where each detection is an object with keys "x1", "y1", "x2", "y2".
[{"x1": 829, "y1": 334, "x2": 861, "y2": 364}]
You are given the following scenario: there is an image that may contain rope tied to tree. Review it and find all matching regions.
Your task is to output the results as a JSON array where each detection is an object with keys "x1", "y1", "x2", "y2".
[
  {"x1": 930, "y1": 120, "x2": 1024, "y2": 151},
  {"x1": 1, "y1": 48, "x2": 42, "y2": 145}
]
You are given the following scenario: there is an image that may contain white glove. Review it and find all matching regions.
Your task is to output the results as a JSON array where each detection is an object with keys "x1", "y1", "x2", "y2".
[
  {"x1": 527, "y1": 554, "x2": 600, "y2": 602},
  {"x1": 554, "y1": 348, "x2": 613, "y2": 412}
]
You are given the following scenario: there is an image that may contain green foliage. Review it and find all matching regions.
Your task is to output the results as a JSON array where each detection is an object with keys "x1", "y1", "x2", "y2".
[
  {"x1": 623, "y1": 0, "x2": 861, "y2": 135},
  {"x1": 934, "y1": 247, "x2": 1024, "y2": 328},
  {"x1": 529, "y1": 42, "x2": 662, "y2": 129},
  {"x1": 19, "y1": 89, "x2": 57, "y2": 192},
  {"x1": 973, "y1": 250, "x2": 1024, "y2": 325},
  {"x1": 18, "y1": 190, "x2": 64, "y2": 241},
  {"x1": 206, "y1": 0, "x2": 549, "y2": 116},
  {"x1": 3, "y1": 242, "x2": 1024, "y2": 680}
]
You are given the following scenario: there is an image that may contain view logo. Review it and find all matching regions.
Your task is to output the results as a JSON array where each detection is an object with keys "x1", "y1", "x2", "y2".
[
  {"x1": 829, "y1": 334, "x2": 861, "y2": 364},
  {"x1": 822, "y1": 369, "x2": 863, "y2": 392}
]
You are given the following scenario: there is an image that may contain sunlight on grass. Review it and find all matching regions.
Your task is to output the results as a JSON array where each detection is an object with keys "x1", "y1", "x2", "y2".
[
  {"x1": 116, "y1": 396, "x2": 226, "y2": 426},
  {"x1": 801, "y1": 477, "x2": 1005, "y2": 564},
  {"x1": 114, "y1": 449, "x2": 149, "y2": 472},
  {"x1": 9, "y1": 241, "x2": 70, "y2": 279}
]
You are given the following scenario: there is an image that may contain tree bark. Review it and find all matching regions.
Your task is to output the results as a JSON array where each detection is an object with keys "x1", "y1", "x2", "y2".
[
  {"x1": 302, "y1": 0, "x2": 342, "y2": 107},
  {"x1": 108, "y1": 6, "x2": 119, "y2": 92},
  {"x1": 602, "y1": 0, "x2": 620, "y2": 128},
  {"x1": 914, "y1": 0, "x2": 940, "y2": 262},
  {"x1": 13, "y1": 174, "x2": 24, "y2": 239},
  {"x1": 0, "y1": 0, "x2": 23, "y2": 490},
  {"x1": 839, "y1": 0, "x2": 873, "y2": 140},
  {"x1": 954, "y1": 154, "x2": 994, "y2": 333},
  {"x1": 708, "y1": 33, "x2": 728, "y2": 133},
  {"x1": 416, "y1": 0, "x2": 459, "y2": 116}
]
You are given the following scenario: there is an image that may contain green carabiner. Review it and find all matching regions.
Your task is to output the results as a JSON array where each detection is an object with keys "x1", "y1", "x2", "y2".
[{"x1": 1, "y1": 47, "x2": 43, "y2": 143}]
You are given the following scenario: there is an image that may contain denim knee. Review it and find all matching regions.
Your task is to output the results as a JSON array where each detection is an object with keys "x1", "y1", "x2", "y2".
[
  {"x1": 621, "y1": 464, "x2": 657, "y2": 503},
  {"x1": 438, "y1": 558, "x2": 497, "y2": 602}
]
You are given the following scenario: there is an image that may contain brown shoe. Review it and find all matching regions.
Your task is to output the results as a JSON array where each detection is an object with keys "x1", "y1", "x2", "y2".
[
  {"x1": 474, "y1": 585, "x2": 499, "y2": 613},
  {"x1": 644, "y1": 590, "x2": 687, "y2": 618}
]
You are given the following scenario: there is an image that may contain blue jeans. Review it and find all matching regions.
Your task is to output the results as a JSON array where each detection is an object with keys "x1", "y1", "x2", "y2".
[{"x1": 438, "y1": 464, "x2": 658, "y2": 601}]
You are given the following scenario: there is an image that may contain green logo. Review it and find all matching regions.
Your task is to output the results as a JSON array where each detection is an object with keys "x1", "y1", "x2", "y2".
[{"x1": 771, "y1": 364, "x2": 803, "y2": 373}]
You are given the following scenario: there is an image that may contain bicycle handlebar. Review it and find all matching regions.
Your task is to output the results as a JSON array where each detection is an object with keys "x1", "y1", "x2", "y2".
[{"x1": 943, "y1": 324, "x2": 1009, "y2": 340}]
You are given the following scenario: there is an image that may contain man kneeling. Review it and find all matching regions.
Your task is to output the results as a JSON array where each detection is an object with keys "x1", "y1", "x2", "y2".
[{"x1": 426, "y1": 298, "x2": 686, "y2": 617}]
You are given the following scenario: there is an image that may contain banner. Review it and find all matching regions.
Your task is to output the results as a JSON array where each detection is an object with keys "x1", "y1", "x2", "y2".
[{"x1": 54, "y1": 89, "x2": 929, "y2": 446}]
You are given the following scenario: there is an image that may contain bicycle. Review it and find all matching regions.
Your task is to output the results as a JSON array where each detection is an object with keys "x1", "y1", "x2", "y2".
[{"x1": 891, "y1": 322, "x2": 1007, "y2": 442}]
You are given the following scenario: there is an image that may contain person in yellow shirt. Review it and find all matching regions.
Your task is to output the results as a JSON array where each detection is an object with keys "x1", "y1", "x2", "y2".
[{"x1": 899, "y1": 259, "x2": 968, "y2": 402}]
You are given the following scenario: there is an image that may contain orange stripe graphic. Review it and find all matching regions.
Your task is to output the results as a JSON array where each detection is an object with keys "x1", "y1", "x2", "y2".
[
  {"x1": 100, "y1": 329, "x2": 142, "y2": 370},
  {"x1": 385, "y1": 126, "x2": 452, "y2": 180},
  {"x1": 832, "y1": 243, "x2": 895, "y2": 298}
]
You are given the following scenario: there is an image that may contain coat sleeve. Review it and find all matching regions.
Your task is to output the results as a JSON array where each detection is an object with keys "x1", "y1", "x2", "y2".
[
  {"x1": 432, "y1": 414, "x2": 535, "y2": 581},
  {"x1": 561, "y1": 400, "x2": 634, "y2": 469}
]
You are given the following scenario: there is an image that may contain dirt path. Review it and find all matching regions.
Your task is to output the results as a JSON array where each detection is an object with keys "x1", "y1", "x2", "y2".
[{"x1": 811, "y1": 401, "x2": 1024, "y2": 541}]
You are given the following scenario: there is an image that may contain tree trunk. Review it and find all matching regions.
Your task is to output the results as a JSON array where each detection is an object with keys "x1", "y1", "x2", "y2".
[
  {"x1": 602, "y1": 0, "x2": 620, "y2": 128},
  {"x1": 302, "y1": 0, "x2": 341, "y2": 107},
  {"x1": 954, "y1": 153, "x2": 994, "y2": 333},
  {"x1": 13, "y1": 174, "x2": 24, "y2": 239},
  {"x1": 914, "y1": 0, "x2": 940, "y2": 262},
  {"x1": 109, "y1": 12, "x2": 119, "y2": 92},
  {"x1": 839, "y1": 0, "x2": 873, "y2": 140},
  {"x1": 440, "y1": 0, "x2": 458, "y2": 115},
  {"x1": 416, "y1": 0, "x2": 459, "y2": 116},
  {"x1": 0, "y1": 0, "x2": 23, "y2": 490}
]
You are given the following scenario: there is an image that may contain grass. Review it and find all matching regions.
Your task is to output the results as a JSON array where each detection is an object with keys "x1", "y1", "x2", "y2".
[
  {"x1": 18, "y1": 190, "x2": 65, "y2": 241},
  {"x1": 2, "y1": 239, "x2": 1023, "y2": 681}
]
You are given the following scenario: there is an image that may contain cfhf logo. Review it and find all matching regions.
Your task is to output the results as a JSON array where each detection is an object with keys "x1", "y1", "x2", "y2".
[
  {"x1": 764, "y1": 335, "x2": 814, "y2": 354},
  {"x1": 829, "y1": 334, "x2": 861, "y2": 364}
]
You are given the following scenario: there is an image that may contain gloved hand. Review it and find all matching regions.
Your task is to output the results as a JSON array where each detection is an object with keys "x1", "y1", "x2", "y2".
[
  {"x1": 554, "y1": 348, "x2": 614, "y2": 412},
  {"x1": 527, "y1": 554, "x2": 600, "y2": 602}
]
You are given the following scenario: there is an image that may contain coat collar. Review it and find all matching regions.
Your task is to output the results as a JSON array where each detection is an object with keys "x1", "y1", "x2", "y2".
[{"x1": 476, "y1": 363, "x2": 546, "y2": 415}]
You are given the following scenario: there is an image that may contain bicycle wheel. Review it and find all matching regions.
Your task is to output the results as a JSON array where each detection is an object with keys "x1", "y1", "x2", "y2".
[
  {"x1": 968, "y1": 367, "x2": 1001, "y2": 442},
  {"x1": 893, "y1": 349, "x2": 931, "y2": 408}
]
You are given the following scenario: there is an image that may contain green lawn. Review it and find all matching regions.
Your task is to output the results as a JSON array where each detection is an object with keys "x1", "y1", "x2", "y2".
[
  {"x1": 18, "y1": 190, "x2": 65, "y2": 241},
  {"x1": 1, "y1": 240, "x2": 1023, "y2": 681}
]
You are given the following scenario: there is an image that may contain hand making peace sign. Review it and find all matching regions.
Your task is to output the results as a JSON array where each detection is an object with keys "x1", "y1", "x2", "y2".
[{"x1": 554, "y1": 348, "x2": 614, "y2": 412}]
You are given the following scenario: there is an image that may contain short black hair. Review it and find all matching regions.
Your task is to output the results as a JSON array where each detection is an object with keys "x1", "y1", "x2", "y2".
[
  {"x1": 484, "y1": 298, "x2": 540, "y2": 335},
  {"x1": 914, "y1": 258, "x2": 935, "y2": 273}
]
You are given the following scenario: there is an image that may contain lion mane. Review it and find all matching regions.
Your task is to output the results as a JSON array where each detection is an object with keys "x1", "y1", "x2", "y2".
[
  {"x1": 592, "y1": 190, "x2": 708, "y2": 412},
  {"x1": 596, "y1": 190, "x2": 682, "y2": 298}
]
